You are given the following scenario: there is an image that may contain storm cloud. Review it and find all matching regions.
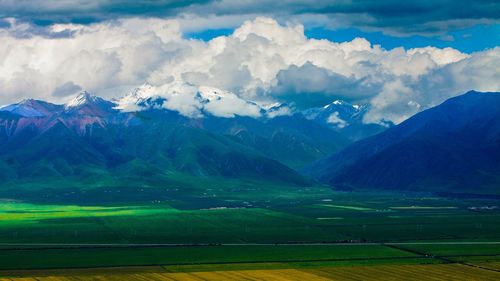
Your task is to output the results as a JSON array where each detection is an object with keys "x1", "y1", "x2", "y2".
[{"x1": 0, "y1": 0, "x2": 498, "y2": 36}]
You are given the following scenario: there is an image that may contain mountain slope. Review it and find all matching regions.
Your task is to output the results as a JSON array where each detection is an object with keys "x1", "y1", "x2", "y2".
[
  {"x1": 0, "y1": 94, "x2": 312, "y2": 190},
  {"x1": 199, "y1": 114, "x2": 350, "y2": 168},
  {"x1": 0, "y1": 99, "x2": 63, "y2": 117},
  {"x1": 305, "y1": 91, "x2": 500, "y2": 195},
  {"x1": 113, "y1": 85, "x2": 357, "y2": 168}
]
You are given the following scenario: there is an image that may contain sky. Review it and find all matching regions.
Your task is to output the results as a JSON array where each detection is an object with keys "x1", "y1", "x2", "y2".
[{"x1": 0, "y1": 0, "x2": 499, "y2": 124}]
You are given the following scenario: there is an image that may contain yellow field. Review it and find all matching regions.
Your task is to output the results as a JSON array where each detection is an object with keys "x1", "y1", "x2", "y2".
[
  {"x1": 474, "y1": 262, "x2": 500, "y2": 271},
  {"x1": 2, "y1": 263, "x2": 500, "y2": 281}
]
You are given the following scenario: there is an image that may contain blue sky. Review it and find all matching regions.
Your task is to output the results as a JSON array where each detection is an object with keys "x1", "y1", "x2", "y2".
[
  {"x1": 187, "y1": 24, "x2": 500, "y2": 53},
  {"x1": 305, "y1": 25, "x2": 500, "y2": 53}
]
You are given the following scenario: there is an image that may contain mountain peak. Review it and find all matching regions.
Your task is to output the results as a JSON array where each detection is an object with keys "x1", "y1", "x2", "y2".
[
  {"x1": 0, "y1": 98, "x2": 61, "y2": 117},
  {"x1": 64, "y1": 91, "x2": 116, "y2": 116},
  {"x1": 18, "y1": 98, "x2": 37, "y2": 105},
  {"x1": 324, "y1": 100, "x2": 361, "y2": 110},
  {"x1": 65, "y1": 91, "x2": 103, "y2": 109}
]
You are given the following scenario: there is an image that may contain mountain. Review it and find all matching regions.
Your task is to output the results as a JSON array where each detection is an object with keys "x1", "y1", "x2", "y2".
[
  {"x1": 198, "y1": 113, "x2": 349, "y2": 168},
  {"x1": 64, "y1": 91, "x2": 117, "y2": 116},
  {"x1": 303, "y1": 100, "x2": 390, "y2": 141},
  {"x1": 114, "y1": 85, "x2": 354, "y2": 168},
  {"x1": 0, "y1": 99, "x2": 63, "y2": 117},
  {"x1": 0, "y1": 88, "x2": 395, "y2": 202},
  {"x1": 0, "y1": 92, "x2": 314, "y2": 197},
  {"x1": 305, "y1": 91, "x2": 500, "y2": 196}
]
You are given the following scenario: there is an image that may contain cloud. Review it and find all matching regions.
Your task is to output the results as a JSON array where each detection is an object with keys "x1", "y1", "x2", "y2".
[
  {"x1": 115, "y1": 83, "x2": 262, "y2": 118},
  {"x1": 273, "y1": 62, "x2": 378, "y2": 108},
  {"x1": 327, "y1": 111, "x2": 348, "y2": 128},
  {"x1": 363, "y1": 47, "x2": 500, "y2": 124},
  {"x1": 52, "y1": 81, "x2": 82, "y2": 97},
  {"x1": 0, "y1": 0, "x2": 209, "y2": 24},
  {"x1": 1, "y1": 0, "x2": 498, "y2": 36},
  {"x1": 0, "y1": 17, "x2": 498, "y2": 124},
  {"x1": 0, "y1": 17, "x2": 182, "y2": 103}
]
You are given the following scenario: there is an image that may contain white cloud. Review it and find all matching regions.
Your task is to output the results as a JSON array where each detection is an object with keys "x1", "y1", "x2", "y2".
[
  {"x1": 115, "y1": 83, "x2": 263, "y2": 118},
  {"x1": 327, "y1": 111, "x2": 348, "y2": 128},
  {"x1": 0, "y1": 17, "x2": 498, "y2": 124}
]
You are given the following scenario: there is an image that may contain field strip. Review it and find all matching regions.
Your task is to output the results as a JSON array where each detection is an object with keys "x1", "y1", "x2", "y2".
[
  {"x1": 2, "y1": 263, "x2": 500, "y2": 280},
  {"x1": 1, "y1": 241, "x2": 500, "y2": 248}
]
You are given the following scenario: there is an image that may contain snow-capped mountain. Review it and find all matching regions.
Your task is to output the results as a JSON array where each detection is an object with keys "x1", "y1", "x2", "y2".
[
  {"x1": 64, "y1": 91, "x2": 117, "y2": 116},
  {"x1": 304, "y1": 100, "x2": 365, "y2": 128},
  {"x1": 115, "y1": 84, "x2": 284, "y2": 119},
  {"x1": 113, "y1": 84, "x2": 166, "y2": 112},
  {"x1": 0, "y1": 87, "x2": 359, "y2": 172},
  {"x1": 303, "y1": 100, "x2": 389, "y2": 141},
  {"x1": 262, "y1": 102, "x2": 293, "y2": 118}
]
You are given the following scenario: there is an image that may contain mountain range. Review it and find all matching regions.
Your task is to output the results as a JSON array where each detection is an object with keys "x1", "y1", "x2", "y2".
[
  {"x1": 0, "y1": 88, "x2": 384, "y2": 198},
  {"x1": 1, "y1": 89, "x2": 498, "y2": 199}
]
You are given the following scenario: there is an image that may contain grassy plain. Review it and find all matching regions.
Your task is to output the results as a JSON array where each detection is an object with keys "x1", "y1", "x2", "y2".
[{"x1": 0, "y1": 189, "x2": 499, "y2": 278}]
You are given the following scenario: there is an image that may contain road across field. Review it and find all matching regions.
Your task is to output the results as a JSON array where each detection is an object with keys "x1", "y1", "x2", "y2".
[{"x1": 1, "y1": 241, "x2": 500, "y2": 248}]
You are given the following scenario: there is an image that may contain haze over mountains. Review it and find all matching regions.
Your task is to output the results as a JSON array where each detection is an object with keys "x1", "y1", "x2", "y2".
[{"x1": 1, "y1": 89, "x2": 499, "y2": 198}]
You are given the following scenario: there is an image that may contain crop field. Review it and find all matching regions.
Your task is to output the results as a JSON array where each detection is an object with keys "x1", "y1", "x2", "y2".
[
  {"x1": 1, "y1": 190, "x2": 499, "y2": 245},
  {"x1": 0, "y1": 191, "x2": 499, "y2": 278},
  {"x1": 2, "y1": 263, "x2": 500, "y2": 280}
]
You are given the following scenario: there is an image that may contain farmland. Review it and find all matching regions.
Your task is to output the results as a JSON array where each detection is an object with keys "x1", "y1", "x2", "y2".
[
  {"x1": 0, "y1": 189, "x2": 499, "y2": 279},
  {"x1": 2, "y1": 262, "x2": 500, "y2": 280}
]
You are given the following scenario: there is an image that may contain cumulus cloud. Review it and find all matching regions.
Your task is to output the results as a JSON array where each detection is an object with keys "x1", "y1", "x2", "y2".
[
  {"x1": 0, "y1": 17, "x2": 182, "y2": 103},
  {"x1": 273, "y1": 63, "x2": 378, "y2": 108},
  {"x1": 0, "y1": 17, "x2": 498, "y2": 124}
]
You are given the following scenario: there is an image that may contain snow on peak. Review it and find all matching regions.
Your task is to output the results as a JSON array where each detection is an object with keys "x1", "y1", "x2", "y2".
[
  {"x1": 197, "y1": 86, "x2": 233, "y2": 102},
  {"x1": 261, "y1": 102, "x2": 292, "y2": 118},
  {"x1": 114, "y1": 84, "x2": 163, "y2": 112},
  {"x1": 115, "y1": 83, "x2": 263, "y2": 118},
  {"x1": 303, "y1": 99, "x2": 370, "y2": 129},
  {"x1": 197, "y1": 86, "x2": 261, "y2": 118},
  {"x1": 325, "y1": 100, "x2": 361, "y2": 109},
  {"x1": 65, "y1": 91, "x2": 102, "y2": 108},
  {"x1": 324, "y1": 100, "x2": 347, "y2": 109}
]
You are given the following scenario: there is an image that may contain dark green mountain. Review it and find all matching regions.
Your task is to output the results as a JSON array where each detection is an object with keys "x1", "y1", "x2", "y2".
[
  {"x1": 198, "y1": 114, "x2": 349, "y2": 168},
  {"x1": 305, "y1": 91, "x2": 500, "y2": 196},
  {"x1": 0, "y1": 109, "x2": 311, "y2": 189}
]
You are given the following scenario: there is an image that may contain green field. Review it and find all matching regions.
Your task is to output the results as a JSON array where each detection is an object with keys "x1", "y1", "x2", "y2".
[
  {"x1": 1, "y1": 189, "x2": 500, "y2": 245},
  {"x1": 0, "y1": 189, "x2": 499, "y2": 277}
]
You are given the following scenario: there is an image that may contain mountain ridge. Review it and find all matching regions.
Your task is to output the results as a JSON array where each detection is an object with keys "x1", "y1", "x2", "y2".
[{"x1": 304, "y1": 90, "x2": 500, "y2": 195}]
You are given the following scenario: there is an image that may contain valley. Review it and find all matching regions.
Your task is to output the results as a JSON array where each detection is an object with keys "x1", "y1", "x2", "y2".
[{"x1": 0, "y1": 91, "x2": 499, "y2": 279}]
